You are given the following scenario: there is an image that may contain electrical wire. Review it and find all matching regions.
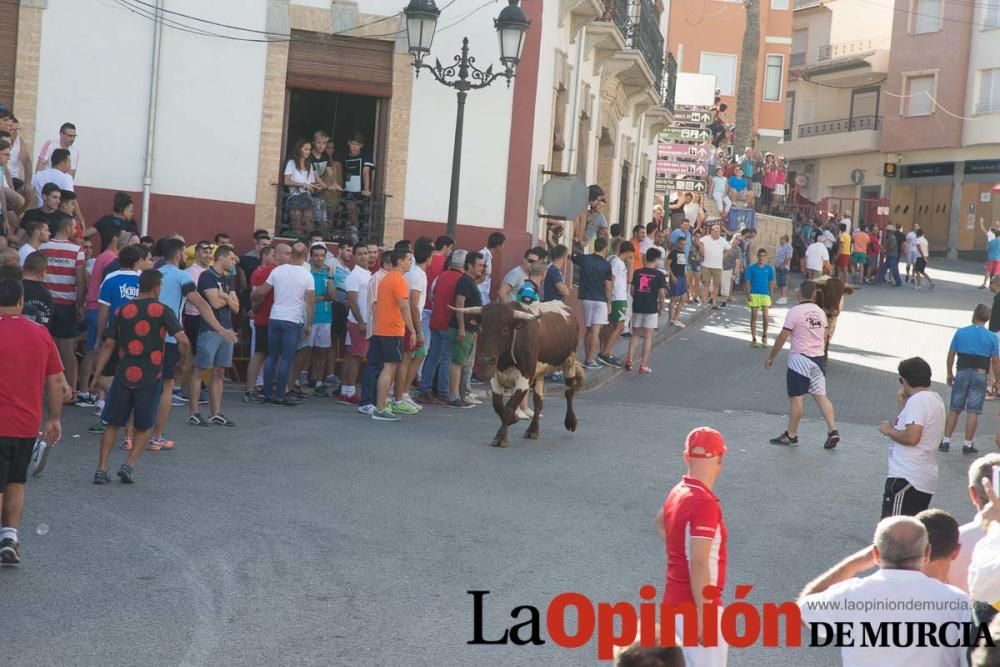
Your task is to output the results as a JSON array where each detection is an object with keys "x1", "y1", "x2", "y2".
[{"x1": 857, "y1": 0, "x2": 998, "y2": 28}]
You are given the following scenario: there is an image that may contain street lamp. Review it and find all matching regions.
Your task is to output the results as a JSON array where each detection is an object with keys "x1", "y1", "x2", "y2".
[{"x1": 403, "y1": 0, "x2": 530, "y2": 238}]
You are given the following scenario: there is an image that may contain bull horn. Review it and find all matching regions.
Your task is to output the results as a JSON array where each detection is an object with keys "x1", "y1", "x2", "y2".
[
  {"x1": 512, "y1": 310, "x2": 543, "y2": 321},
  {"x1": 448, "y1": 306, "x2": 484, "y2": 315}
]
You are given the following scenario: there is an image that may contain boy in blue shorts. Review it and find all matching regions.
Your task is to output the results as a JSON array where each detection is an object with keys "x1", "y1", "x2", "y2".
[{"x1": 745, "y1": 248, "x2": 776, "y2": 348}]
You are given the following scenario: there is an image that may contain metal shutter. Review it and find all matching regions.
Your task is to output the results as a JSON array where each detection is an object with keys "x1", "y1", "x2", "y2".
[
  {"x1": 286, "y1": 31, "x2": 394, "y2": 98},
  {"x1": 0, "y1": 2, "x2": 18, "y2": 107}
]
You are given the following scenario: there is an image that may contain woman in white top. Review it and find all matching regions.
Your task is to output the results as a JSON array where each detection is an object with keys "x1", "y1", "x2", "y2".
[
  {"x1": 710, "y1": 167, "x2": 732, "y2": 214},
  {"x1": 283, "y1": 138, "x2": 320, "y2": 236}
]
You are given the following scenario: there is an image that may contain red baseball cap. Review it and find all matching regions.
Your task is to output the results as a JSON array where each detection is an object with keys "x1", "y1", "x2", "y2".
[{"x1": 684, "y1": 427, "x2": 727, "y2": 459}]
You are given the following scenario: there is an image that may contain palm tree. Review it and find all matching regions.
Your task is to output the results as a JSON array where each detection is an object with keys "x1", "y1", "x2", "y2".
[{"x1": 734, "y1": 0, "x2": 760, "y2": 151}]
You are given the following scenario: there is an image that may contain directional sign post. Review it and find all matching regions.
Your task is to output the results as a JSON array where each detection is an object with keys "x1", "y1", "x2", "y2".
[
  {"x1": 660, "y1": 127, "x2": 712, "y2": 143},
  {"x1": 656, "y1": 161, "x2": 709, "y2": 177},
  {"x1": 657, "y1": 143, "x2": 712, "y2": 160},
  {"x1": 673, "y1": 109, "x2": 714, "y2": 125},
  {"x1": 655, "y1": 178, "x2": 708, "y2": 193}
]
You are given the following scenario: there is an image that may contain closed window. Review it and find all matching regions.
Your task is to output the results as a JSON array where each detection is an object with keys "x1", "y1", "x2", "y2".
[
  {"x1": 763, "y1": 55, "x2": 783, "y2": 101},
  {"x1": 979, "y1": 69, "x2": 1000, "y2": 114},
  {"x1": 985, "y1": 0, "x2": 1000, "y2": 28},
  {"x1": 911, "y1": 0, "x2": 942, "y2": 33},
  {"x1": 791, "y1": 29, "x2": 807, "y2": 66},
  {"x1": 904, "y1": 75, "x2": 935, "y2": 116},
  {"x1": 700, "y1": 52, "x2": 737, "y2": 96},
  {"x1": 771, "y1": 0, "x2": 789, "y2": 9}
]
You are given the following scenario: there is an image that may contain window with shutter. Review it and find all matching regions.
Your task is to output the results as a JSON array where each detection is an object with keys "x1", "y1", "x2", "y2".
[{"x1": 286, "y1": 31, "x2": 394, "y2": 98}]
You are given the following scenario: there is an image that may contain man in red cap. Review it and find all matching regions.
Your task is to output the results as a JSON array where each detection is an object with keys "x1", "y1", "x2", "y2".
[{"x1": 654, "y1": 427, "x2": 728, "y2": 667}]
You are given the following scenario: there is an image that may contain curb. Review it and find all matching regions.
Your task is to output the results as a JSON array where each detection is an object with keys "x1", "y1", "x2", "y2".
[{"x1": 580, "y1": 305, "x2": 715, "y2": 392}]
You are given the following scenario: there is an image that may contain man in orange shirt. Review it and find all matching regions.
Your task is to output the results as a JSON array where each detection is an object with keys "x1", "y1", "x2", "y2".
[
  {"x1": 850, "y1": 225, "x2": 871, "y2": 286},
  {"x1": 371, "y1": 248, "x2": 417, "y2": 421}
]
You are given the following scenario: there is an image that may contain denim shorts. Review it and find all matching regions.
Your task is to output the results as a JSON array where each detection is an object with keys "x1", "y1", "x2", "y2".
[
  {"x1": 950, "y1": 369, "x2": 987, "y2": 414},
  {"x1": 195, "y1": 330, "x2": 234, "y2": 369},
  {"x1": 775, "y1": 268, "x2": 788, "y2": 288}
]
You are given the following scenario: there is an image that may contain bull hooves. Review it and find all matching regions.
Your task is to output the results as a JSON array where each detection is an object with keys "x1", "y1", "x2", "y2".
[
  {"x1": 565, "y1": 419, "x2": 577, "y2": 432},
  {"x1": 524, "y1": 430, "x2": 539, "y2": 440},
  {"x1": 491, "y1": 439, "x2": 509, "y2": 448}
]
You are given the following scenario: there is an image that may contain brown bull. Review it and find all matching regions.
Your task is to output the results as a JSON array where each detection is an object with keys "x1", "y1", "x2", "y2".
[
  {"x1": 813, "y1": 276, "x2": 854, "y2": 360},
  {"x1": 451, "y1": 301, "x2": 583, "y2": 447}
]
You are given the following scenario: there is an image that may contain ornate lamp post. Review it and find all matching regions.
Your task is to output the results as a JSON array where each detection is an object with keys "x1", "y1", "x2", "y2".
[{"x1": 403, "y1": 0, "x2": 530, "y2": 238}]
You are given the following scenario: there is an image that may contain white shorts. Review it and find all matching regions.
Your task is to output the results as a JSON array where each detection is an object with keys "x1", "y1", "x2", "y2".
[
  {"x1": 631, "y1": 312, "x2": 658, "y2": 330},
  {"x1": 581, "y1": 300, "x2": 609, "y2": 327},
  {"x1": 720, "y1": 269, "x2": 734, "y2": 297},
  {"x1": 299, "y1": 322, "x2": 332, "y2": 349}
]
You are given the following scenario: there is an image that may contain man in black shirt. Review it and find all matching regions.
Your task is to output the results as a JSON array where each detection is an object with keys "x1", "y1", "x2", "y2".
[
  {"x1": 448, "y1": 251, "x2": 484, "y2": 408},
  {"x1": 189, "y1": 246, "x2": 239, "y2": 428},
  {"x1": 571, "y1": 237, "x2": 613, "y2": 369},
  {"x1": 627, "y1": 248, "x2": 666, "y2": 373},
  {"x1": 89, "y1": 192, "x2": 137, "y2": 253},
  {"x1": 542, "y1": 244, "x2": 569, "y2": 302},
  {"x1": 667, "y1": 236, "x2": 689, "y2": 326},
  {"x1": 21, "y1": 252, "x2": 52, "y2": 331}
]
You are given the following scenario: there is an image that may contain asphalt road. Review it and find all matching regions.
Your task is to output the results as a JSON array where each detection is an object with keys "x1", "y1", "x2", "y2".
[{"x1": 2, "y1": 260, "x2": 992, "y2": 666}]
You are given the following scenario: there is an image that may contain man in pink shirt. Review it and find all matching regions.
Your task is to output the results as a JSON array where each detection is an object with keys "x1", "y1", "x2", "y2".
[{"x1": 764, "y1": 280, "x2": 840, "y2": 449}]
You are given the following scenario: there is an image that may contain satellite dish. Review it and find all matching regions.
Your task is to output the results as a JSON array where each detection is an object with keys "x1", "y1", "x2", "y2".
[{"x1": 850, "y1": 168, "x2": 865, "y2": 185}]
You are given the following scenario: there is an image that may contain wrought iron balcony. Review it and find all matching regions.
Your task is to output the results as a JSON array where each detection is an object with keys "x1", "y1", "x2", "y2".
[
  {"x1": 797, "y1": 115, "x2": 882, "y2": 138},
  {"x1": 817, "y1": 36, "x2": 890, "y2": 62},
  {"x1": 597, "y1": 0, "x2": 665, "y2": 92},
  {"x1": 662, "y1": 51, "x2": 677, "y2": 114}
]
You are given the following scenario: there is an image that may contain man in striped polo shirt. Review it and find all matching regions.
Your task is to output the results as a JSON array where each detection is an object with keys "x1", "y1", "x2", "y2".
[{"x1": 39, "y1": 212, "x2": 84, "y2": 402}]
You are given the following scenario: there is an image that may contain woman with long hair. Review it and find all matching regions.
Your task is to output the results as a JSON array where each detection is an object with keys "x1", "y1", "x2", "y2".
[{"x1": 283, "y1": 138, "x2": 320, "y2": 236}]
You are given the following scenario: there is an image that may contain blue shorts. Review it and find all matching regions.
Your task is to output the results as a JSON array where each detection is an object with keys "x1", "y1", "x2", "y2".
[
  {"x1": 101, "y1": 380, "x2": 162, "y2": 430},
  {"x1": 775, "y1": 268, "x2": 789, "y2": 288},
  {"x1": 950, "y1": 369, "x2": 987, "y2": 414},
  {"x1": 195, "y1": 330, "x2": 234, "y2": 369},
  {"x1": 670, "y1": 275, "x2": 688, "y2": 297},
  {"x1": 162, "y1": 342, "x2": 180, "y2": 381},
  {"x1": 85, "y1": 309, "x2": 100, "y2": 349}
]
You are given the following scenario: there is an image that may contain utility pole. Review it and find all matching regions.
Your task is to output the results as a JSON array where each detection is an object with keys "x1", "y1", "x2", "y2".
[{"x1": 734, "y1": 0, "x2": 760, "y2": 151}]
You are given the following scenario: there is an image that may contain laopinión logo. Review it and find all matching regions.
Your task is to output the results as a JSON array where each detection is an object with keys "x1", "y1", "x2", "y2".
[{"x1": 467, "y1": 586, "x2": 995, "y2": 660}]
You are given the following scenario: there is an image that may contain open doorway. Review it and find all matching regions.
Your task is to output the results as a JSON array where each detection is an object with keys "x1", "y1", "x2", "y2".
[{"x1": 279, "y1": 88, "x2": 386, "y2": 242}]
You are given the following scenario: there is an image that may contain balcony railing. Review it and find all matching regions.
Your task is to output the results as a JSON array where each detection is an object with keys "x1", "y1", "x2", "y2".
[
  {"x1": 597, "y1": 0, "x2": 665, "y2": 92},
  {"x1": 797, "y1": 115, "x2": 882, "y2": 138},
  {"x1": 817, "y1": 36, "x2": 890, "y2": 61},
  {"x1": 662, "y1": 51, "x2": 677, "y2": 114}
]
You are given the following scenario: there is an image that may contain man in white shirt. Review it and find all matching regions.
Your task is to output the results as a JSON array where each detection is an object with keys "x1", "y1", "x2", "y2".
[
  {"x1": 798, "y1": 515, "x2": 971, "y2": 667},
  {"x1": 36, "y1": 123, "x2": 79, "y2": 178},
  {"x1": 949, "y1": 454, "x2": 1000, "y2": 594},
  {"x1": 904, "y1": 224, "x2": 920, "y2": 283},
  {"x1": 878, "y1": 356, "x2": 946, "y2": 518},
  {"x1": 803, "y1": 239, "x2": 830, "y2": 280},
  {"x1": 17, "y1": 219, "x2": 49, "y2": 265},
  {"x1": 396, "y1": 239, "x2": 431, "y2": 412},
  {"x1": 337, "y1": 243, "x2": 371, "y2": 405},
  {"x1": 31, "y1": 148, "x2": 73, "y2": 208},
  {"x1": 478, "y1": 232, "x2": 505, "y2": 305},
  {"x1": 699, "y1": 224, "x2": 731, "y2": 309},
  {"x1": 252, "y1": 243, "x2": 315, "y2": 406}
]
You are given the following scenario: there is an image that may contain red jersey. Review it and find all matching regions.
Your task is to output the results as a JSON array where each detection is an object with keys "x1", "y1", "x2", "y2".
[
  {"x1": 425, "y1": 254, "x2": 447, "y2": 310},
  {"x1": 661, "y1": 476, "x2": 727, "y2": 605},
  {"x1": 0, "y1": 315, "x2": 64, "y2": 438},
  {"x1": 251, "y1": 264, "x2": 276, "y2": 326},
  {"x1": 429, "y1": 268, "x2": 462, "y2": 331}
]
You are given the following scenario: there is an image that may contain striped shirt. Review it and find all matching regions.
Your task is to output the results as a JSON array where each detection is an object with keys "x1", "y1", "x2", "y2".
[{"x1": 39, "y1": 239, "x2": 84, "y2": 305}]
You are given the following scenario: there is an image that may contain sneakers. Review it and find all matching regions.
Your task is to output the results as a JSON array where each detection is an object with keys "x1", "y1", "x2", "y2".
[
  {"x1": 639, "y1": 365, "x2": 652, "y2": 374},
  {"x1": 30, "y1": 439, "x2": 49, "y2": 477},
  {"x1": 769, "y1": 431, "x2": 799, "y2": 446},
  {"x1": 145, "y1": 439, "x2": 163, "y2": 452},
  {"x1": 188, "y1": 413, "x2": 210, "y2": 427},
  {"x1": 338, "y1": 393, "x2": 360, "y2": 406},
  {"x1": 514, "y1": 407, "x2": 534, "y2": 420},
  {"x1": 88, "y1": 421, "x2": 106, "y2": 434},
  {"x1": 241, "y1": 391, "x2": 259, "y2": 403},
  {"x1": 775, "y1": 297, "x2": 788, "y2": 305},
  {"x1": 372, "y1": 408, "x2": 401, "y2": 421},
  {"x1": 824, "y1": 430, "x2": 841, "y2": 450},
  {"x1": 963, "y1": 443, "x2": 980, "y2": 455},
  {"x1": 462, "y1": 393, "x2": 483, "y2": 406},
  {"x1": 598, "y1": 353, "x2": 624, "y2": 368},
  {"x1": 172, "y1": 388, "x2": 189, "y2": 404},
  {"x1": 149, "y1": 436, "x2": 174, "y2": 450},
  {"x1": 198, "y1": 390, "x2": 209, "y2": 405},
  {"x1": 209, "y1": 413, "x2": 235, "y2": 427},
  {"x1": 0, "y1": 537, "x2": 20, "y2": 565},
  {"x1": 312, "y1": 384, "x2": 330, "y2": 398},
  {"x1": 390, "y1": 400, "x2": 419, "y2": 415},
  {"x1": 172, "y1": 394, "x2": 188, "y2": 407},
  {"x1": 74, "y1": 392, "x2": 96, "y2": 407},
  {"x1": 624, "y1": 358, "x2": 633, "y2": 371},
  {"x1": 416, "y1": 391, "x2": 445, "y2": 406},
  {"x1": 93, "y1": 469, "x2": 110, "y2": 485},
  {"x1": 117, "y1": 463, "x2": 136, "y2": 484},
  {"x1": 400, "y1": 396, "x2": 423, "y2": 411},
  {"x1": 119, "y1": 437, "x2": 133, "y2": 451},
  {"x1": 447, "y1": 397, "x2": 475, "y2": 409},
  {"x1": 270, "y1": 398, "x2": 299, "y2": 407},
  {"x1": 583, "y1": 360, "x2": 601, "y2": 370},
  {"x1": 938, "y1": 440, "x2": 950, "y2": 453},
  {"x1": 671, "y1": 320, "x2": 686, "y2": 328},
  {"x1": 357, "y1": 403, "x2": 375, "y2": 416},
  {"x1": 288, "y1": 388, "x2": 307, "y2": 400}
]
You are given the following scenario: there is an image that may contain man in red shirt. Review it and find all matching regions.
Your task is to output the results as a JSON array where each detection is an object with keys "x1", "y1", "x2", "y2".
[
  {"x1": 245, "y1": 245, "x2": 279, "y2": 401},
  {"x1": 417, "y1": 249, "x2": 464, "y2": 404},
  {"x1": 655, "y1": 427, "x2": 728, "y2": 666},
  {"x1": 0, "y1": 278, "x2": 69, "y2": 565}
]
